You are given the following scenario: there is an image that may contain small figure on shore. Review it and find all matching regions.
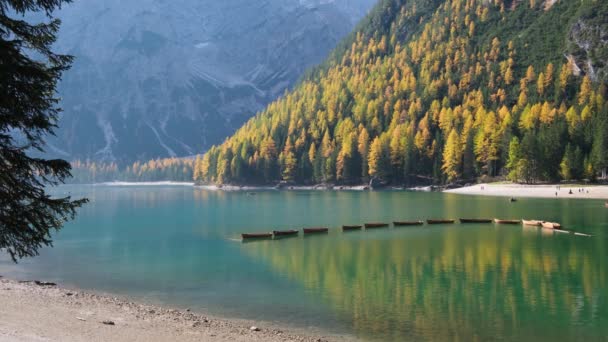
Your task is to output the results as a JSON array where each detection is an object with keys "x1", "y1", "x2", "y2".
[
  {"x1": 555, "y1": 192, "x2": 558, "y2": 197},
  {"x1": 569, "y1": 189, "x2": 573, "y2": 194}
]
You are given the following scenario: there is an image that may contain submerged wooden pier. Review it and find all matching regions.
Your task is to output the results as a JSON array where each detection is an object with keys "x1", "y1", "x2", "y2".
[
  {"x1": 240, "y1": 217, "x2": 591, "y2": 241},
  {"x1": 393, "y1": 221, "x2": 424, "y2": 226}
]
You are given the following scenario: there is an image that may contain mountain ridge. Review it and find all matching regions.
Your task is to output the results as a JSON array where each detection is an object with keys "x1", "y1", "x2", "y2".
[
  {"x1": 44, "y1": 0, "x2": 375, "y2": 163},
  {"x1": 193, "y1": 0, "x2": 608, "y2": 186}
]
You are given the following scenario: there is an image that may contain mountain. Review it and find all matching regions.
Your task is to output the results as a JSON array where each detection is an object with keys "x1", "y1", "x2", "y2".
[
  {"x1": 47, "y1": 0, "x2": 375, "y2": 163},
  {"x1": 194, "y1": 0, "x2": 608, "y2": 186}
]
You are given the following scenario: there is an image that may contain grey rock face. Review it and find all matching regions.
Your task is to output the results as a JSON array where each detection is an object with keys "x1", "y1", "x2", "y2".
[
  {"x1": 46, "y1": 0, "x2": 375, "y2": 163},
  {"x1": 567, "y1": 19, "x2": 608, "y2": 83}
]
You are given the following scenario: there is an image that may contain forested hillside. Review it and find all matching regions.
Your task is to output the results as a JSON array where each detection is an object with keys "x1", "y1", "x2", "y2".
[
  {"x1": 69, "y1": 159, "x2": 194, "y2": 183},
  {"x1": 194, "y1": 0, "x2": 608, "y2": 186}
]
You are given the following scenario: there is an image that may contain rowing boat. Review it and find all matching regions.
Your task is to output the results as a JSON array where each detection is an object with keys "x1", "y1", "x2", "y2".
[
  {"x1": 241, "y1": 233, "x2": 273, "y2": 239},
  {"x1": 364, "y1": 223, "x2": 389, "y2": 228},
  {"x1": 273, "y1": 229, "x2": 299, "y2": 236},
  {"x1": 541, "y1": 221, "x2": 561, "y2": 229},
  {"x1": 393, "y1": 221, "x2": 424, "y2": 226},
  {"x1": 459, "y1": 218, "x2": 492, "y2": 223},
  {"x1": 494, "y1": 219, "x2": 521, "y2": 224},
  {"x1": 522, "y1": 219, "x2": 542, "y2": 226},
  {"x1": 342, "y1": 225, "x2": 362, "y2": 231},
  {"x1": 303, "y1": 227, "x2": 329, "y2": 234},
  {"x1": 427, "y1": 219, "x2": 455, "y2": 224}
]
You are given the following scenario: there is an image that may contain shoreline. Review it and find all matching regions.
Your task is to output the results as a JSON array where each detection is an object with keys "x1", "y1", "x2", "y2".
[
  {"x1": 445, "y1": 183, "x2": 608, "y2": 199},
  {"x1": 97, "y1": 181, "x2": 196, "y2": 186},
  {"x1": 0, "y1": 277, "x2": 352, "y2": 342},
  {"x1": 65, "y1": 181, "x2": 375, "y2": 191},
  {"x1": 196, "y1": 184, "x2": 373, "y2": 191},
  {"x1": 65, "y1": 181, "x2": 608, "y2": 200},
  {"x1": 67, "y1": 181, "x2": 413, "y2": 191}
]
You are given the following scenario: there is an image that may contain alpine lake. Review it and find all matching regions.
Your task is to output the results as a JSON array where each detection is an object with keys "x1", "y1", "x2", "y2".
[{"x1": 1, "y1": 184, "x2": 606, "y2": 341}]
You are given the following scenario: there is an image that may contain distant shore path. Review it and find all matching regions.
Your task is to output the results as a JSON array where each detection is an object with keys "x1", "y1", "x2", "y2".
[
  {"x1": 0, "y1": 278, "x2": 348, "y2": 342},
  {"x1": 445, "y1": 183, "x2": 608, "y2": 200}
]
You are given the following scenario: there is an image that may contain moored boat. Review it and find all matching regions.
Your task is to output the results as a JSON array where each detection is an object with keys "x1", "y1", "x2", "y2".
[
  {"x1": 364, "y1": 222, "x2": 389, "y2": 228},
  {"x1": 541, "y1": 227, "x2": 554, "y2": 236},
  {"x1": 342, "y1": 225, "x2": 362, "y2": 231},
  {"x1": 427, "y1": 219, "x2": 455, "y2": 224},
  {"x1": 459, "y1": 218, "x2": 492, "y2": 223},
  {"x1": 273, "y1": 229, "x2": 299, "y2": 237},
  {"x1": 393, "y1": 221, "x2": 424, "y2": 226},
  {"x1": 303, "y1": 227, "x2": 329, "y2": 234},
  {"x1": 241, "y1": 232, "x2": 273, "y2": 239},
  {"x1": 494, "y1": 219, "x2": 521, "y2": 224},
  {"x1": 541, "y1": 221, "x2": 561, "y2": 229},
  {"x1": 522, "y1": 219, "x2": 542, "y2": 226}
]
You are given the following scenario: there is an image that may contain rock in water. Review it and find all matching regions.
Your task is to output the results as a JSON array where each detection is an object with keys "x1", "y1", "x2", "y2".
[{"x1": 34, "y1": 281, "x2": 57, "y2": 286}]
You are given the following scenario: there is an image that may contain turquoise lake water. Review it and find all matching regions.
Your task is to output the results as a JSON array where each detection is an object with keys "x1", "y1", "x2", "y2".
[{"x1": 1, "y1": 185, "x2": 607, "y2": 341}]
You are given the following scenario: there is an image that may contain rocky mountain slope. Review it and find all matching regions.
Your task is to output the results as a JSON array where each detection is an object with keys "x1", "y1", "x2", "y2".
[{"x1": 47, "y1": 0, "x2": 375, "y2": 163}]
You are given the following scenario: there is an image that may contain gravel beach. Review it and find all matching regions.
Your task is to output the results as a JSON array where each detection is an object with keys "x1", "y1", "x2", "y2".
[{"x1": 0, "y1": 278, "x2": 352, "y2": 342}]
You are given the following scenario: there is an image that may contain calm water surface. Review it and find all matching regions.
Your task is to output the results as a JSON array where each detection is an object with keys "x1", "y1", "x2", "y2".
[{"x1": 1, "y1": 185, "x2": 607, "y2": 341}]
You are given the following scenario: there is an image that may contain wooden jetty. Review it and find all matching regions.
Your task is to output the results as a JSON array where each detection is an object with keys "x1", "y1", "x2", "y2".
[
  {"x1": 494, "y1": 218, "x2": 521, "y2": 224},
  {"x1": 303, "y1": 227, "x2": 329, "y2": 234},
  {"x1": 393, "y1": 221, "x2": 424, "y2": 226},
  {"x1": 427, "y1": 219, "x2": 455, "y2": 224},
  {"x1": 459, "y1": 218, "x2": 492, "y2": 223},
  {"x1": 241, "y1": 232, "x2": 273, "y2": 239},
  {"x1": 273, "y1": 229, "x2": 299, "y2": 237},
  {"x1": 364, "y1": 223, "x2": 389, "y2": 228}
]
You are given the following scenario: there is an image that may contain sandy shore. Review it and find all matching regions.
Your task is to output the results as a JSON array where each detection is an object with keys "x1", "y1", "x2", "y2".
[
  {"x1": 445, "y1": 183, "x2": 608, "y2": 199},
  {"x1": 0, "y1": 278, "x2": 351, "y2": 342}
]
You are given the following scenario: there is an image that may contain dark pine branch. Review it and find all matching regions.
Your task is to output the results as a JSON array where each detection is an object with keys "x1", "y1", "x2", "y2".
[{"x1": 0, "y1": 0, "x2": 87, "y2": 262}]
